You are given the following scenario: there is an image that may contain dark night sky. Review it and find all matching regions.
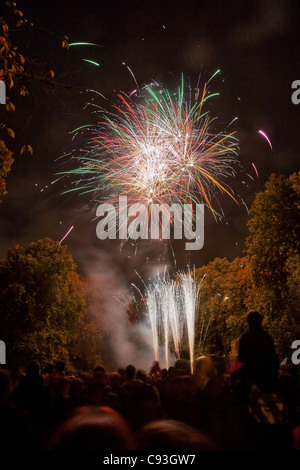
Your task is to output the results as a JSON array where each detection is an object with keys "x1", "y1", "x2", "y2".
[{"x1": 1, "y1": 0, "x2": 299, "y2": 280}]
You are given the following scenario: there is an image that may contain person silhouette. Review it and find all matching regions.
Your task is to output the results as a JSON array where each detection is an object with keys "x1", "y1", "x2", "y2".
[{"x1": 238, "y1": 310, "x2": 279, "y2": 393}]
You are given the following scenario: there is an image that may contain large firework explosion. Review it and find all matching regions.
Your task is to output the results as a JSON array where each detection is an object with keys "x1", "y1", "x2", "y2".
[{"x1": 59, "y1": 70, "x2": 240, "y2": 220}]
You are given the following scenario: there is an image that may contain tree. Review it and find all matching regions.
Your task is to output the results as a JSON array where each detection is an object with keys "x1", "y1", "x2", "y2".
[
  {"x1": 190, "y1": 173, "x2": 300, "y2": 362},
  {"x1": 0, "y1": 2, "x2": 73, "y2": 141},
  {"x1": 194, "y1": 257, "x2": 251, "y2": 359},
  {"x1": 74, "y1": 275, "x2": 104, "y2": 371},
  {"x1": 246, "y1": 173, "x2": 299, "y2": 289},
  {"x1": 0, "y1": 139, "x2": 14, "y2": 201},
  {"x1": 0, "y1": 2, "x2": 81, "y2": 198},
  {"x1": 246, "y1": 172, "x2": 300, "y2": 357},
  {"x1": 0, "y1": 238, "x2": 102, "y2": 369}
]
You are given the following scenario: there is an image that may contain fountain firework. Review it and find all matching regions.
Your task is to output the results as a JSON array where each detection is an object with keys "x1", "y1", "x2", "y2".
[{"x1": 134, "y1": 269, "x2": 207, "y2": 374}]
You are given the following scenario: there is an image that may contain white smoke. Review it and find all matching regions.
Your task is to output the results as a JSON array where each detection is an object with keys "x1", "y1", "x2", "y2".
[{"x1": 78, "y1": 239, "x2": 174, "y2": 372}]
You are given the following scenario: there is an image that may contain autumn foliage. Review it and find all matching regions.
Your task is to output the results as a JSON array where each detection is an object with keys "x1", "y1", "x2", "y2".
[
  {"x1": 0, "y1": 140, "x2": 14, "y2": 201},
  {"x1": 193, "y1": 172, "x2": 300, "y2": 361},
  {"x1": 0, "y1": 238, "x2": 102, "y2": 370}
]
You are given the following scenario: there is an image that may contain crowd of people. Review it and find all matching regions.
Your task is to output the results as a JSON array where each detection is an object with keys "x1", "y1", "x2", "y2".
[{"x1": 0, "y1": 311, "x2": 299, "y2": 450}]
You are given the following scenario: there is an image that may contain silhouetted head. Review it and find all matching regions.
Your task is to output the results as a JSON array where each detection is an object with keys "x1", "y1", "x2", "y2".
[
  {"x1": 50, "y1": 406, "x2": 136, "y2": 450},
  {"x1": 293, "y1": 424, "x2": 300, "y2": 450},
  {"x1": 55, "y1": 360, "x2": 66, "y2": 375},
  {"x1": 109, "y1": 372, "x2": 122, "y2": 389},
  {"x1": 138, "y1": 419, "x2": 216, "y2": 450},
  {"x1": 135, "y1": 369, "x2": 146, "y2": 382},
  {"x1": 125, "y1": 364, "x2": 136, "y2": 380},
  {"x1": 145, "y1": 374, "x2": 154, "y2": 385},
  {"x1": 25, "y1": 361, "x2": 40, "y2": 379},
  {"x1": 93, "y1": 366, "x2": 107, "y2": 383},
  {"x1": 117, "y1": 368, "x2": 126, "y2": 382},
  {"x1": 180, "y1": 350, "x2": 190, "y2": 360},
  {"x1": 247, "y1": 310, "x2": 263, "y2": 329},
  {"x1": 193, "y1": 356, "x2": 217, "y2": 390},
  {"x1": 175, "y1": 359, "x2": 191, "y2": 375}
]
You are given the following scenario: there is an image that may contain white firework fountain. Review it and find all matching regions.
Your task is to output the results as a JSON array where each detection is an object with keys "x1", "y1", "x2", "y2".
[{"x1": 134, "y1": 269, "x2": 207, "y2": 374}]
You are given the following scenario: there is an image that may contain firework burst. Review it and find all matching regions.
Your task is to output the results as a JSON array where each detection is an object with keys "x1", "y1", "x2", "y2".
[{"x1": 59, "y1": 71, "x2": 240, "y2": 219}]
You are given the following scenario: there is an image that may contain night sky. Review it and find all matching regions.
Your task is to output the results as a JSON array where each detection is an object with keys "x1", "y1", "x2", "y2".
[{"x1": 1, "y1": 0, "x2": 299, "y2": 281}]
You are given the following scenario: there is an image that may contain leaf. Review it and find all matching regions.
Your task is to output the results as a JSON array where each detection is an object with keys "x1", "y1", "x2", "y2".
[
  {"x1": 5, "y1": 101, "x2": 15, "y2": 112},
  {"x1": 20, "y1": 144, "x2": 33, "y2": 155},
  {"x1": 49, "y1": 70, "x2": 55, "y2": 79},
  {"x1": 6, "y1": 128, "x2": 15, "y2": 138},
  {"x1": 20, "y1": 85, "x2": 28, "y2": 96},
  {"x1": 62, "y1": 36, "x2": 69, "y2": 49}
]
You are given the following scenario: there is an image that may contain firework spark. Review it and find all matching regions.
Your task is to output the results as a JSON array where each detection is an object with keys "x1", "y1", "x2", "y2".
[
  {"x1": 258, "y1": 129, "x2": 273, "y2": 151},
  {"x1": 252, "y1": 162, "x2": 259, "y2": 177},
  {"x1": 69, "y1": 42, "x2": 101, "y2": 47},
  {"x1": 82, "y1": 59, "x2": 100, "y2": 67},
  {"x1": 59, "y1": 225, "x2": 74, "y2": 244}
]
